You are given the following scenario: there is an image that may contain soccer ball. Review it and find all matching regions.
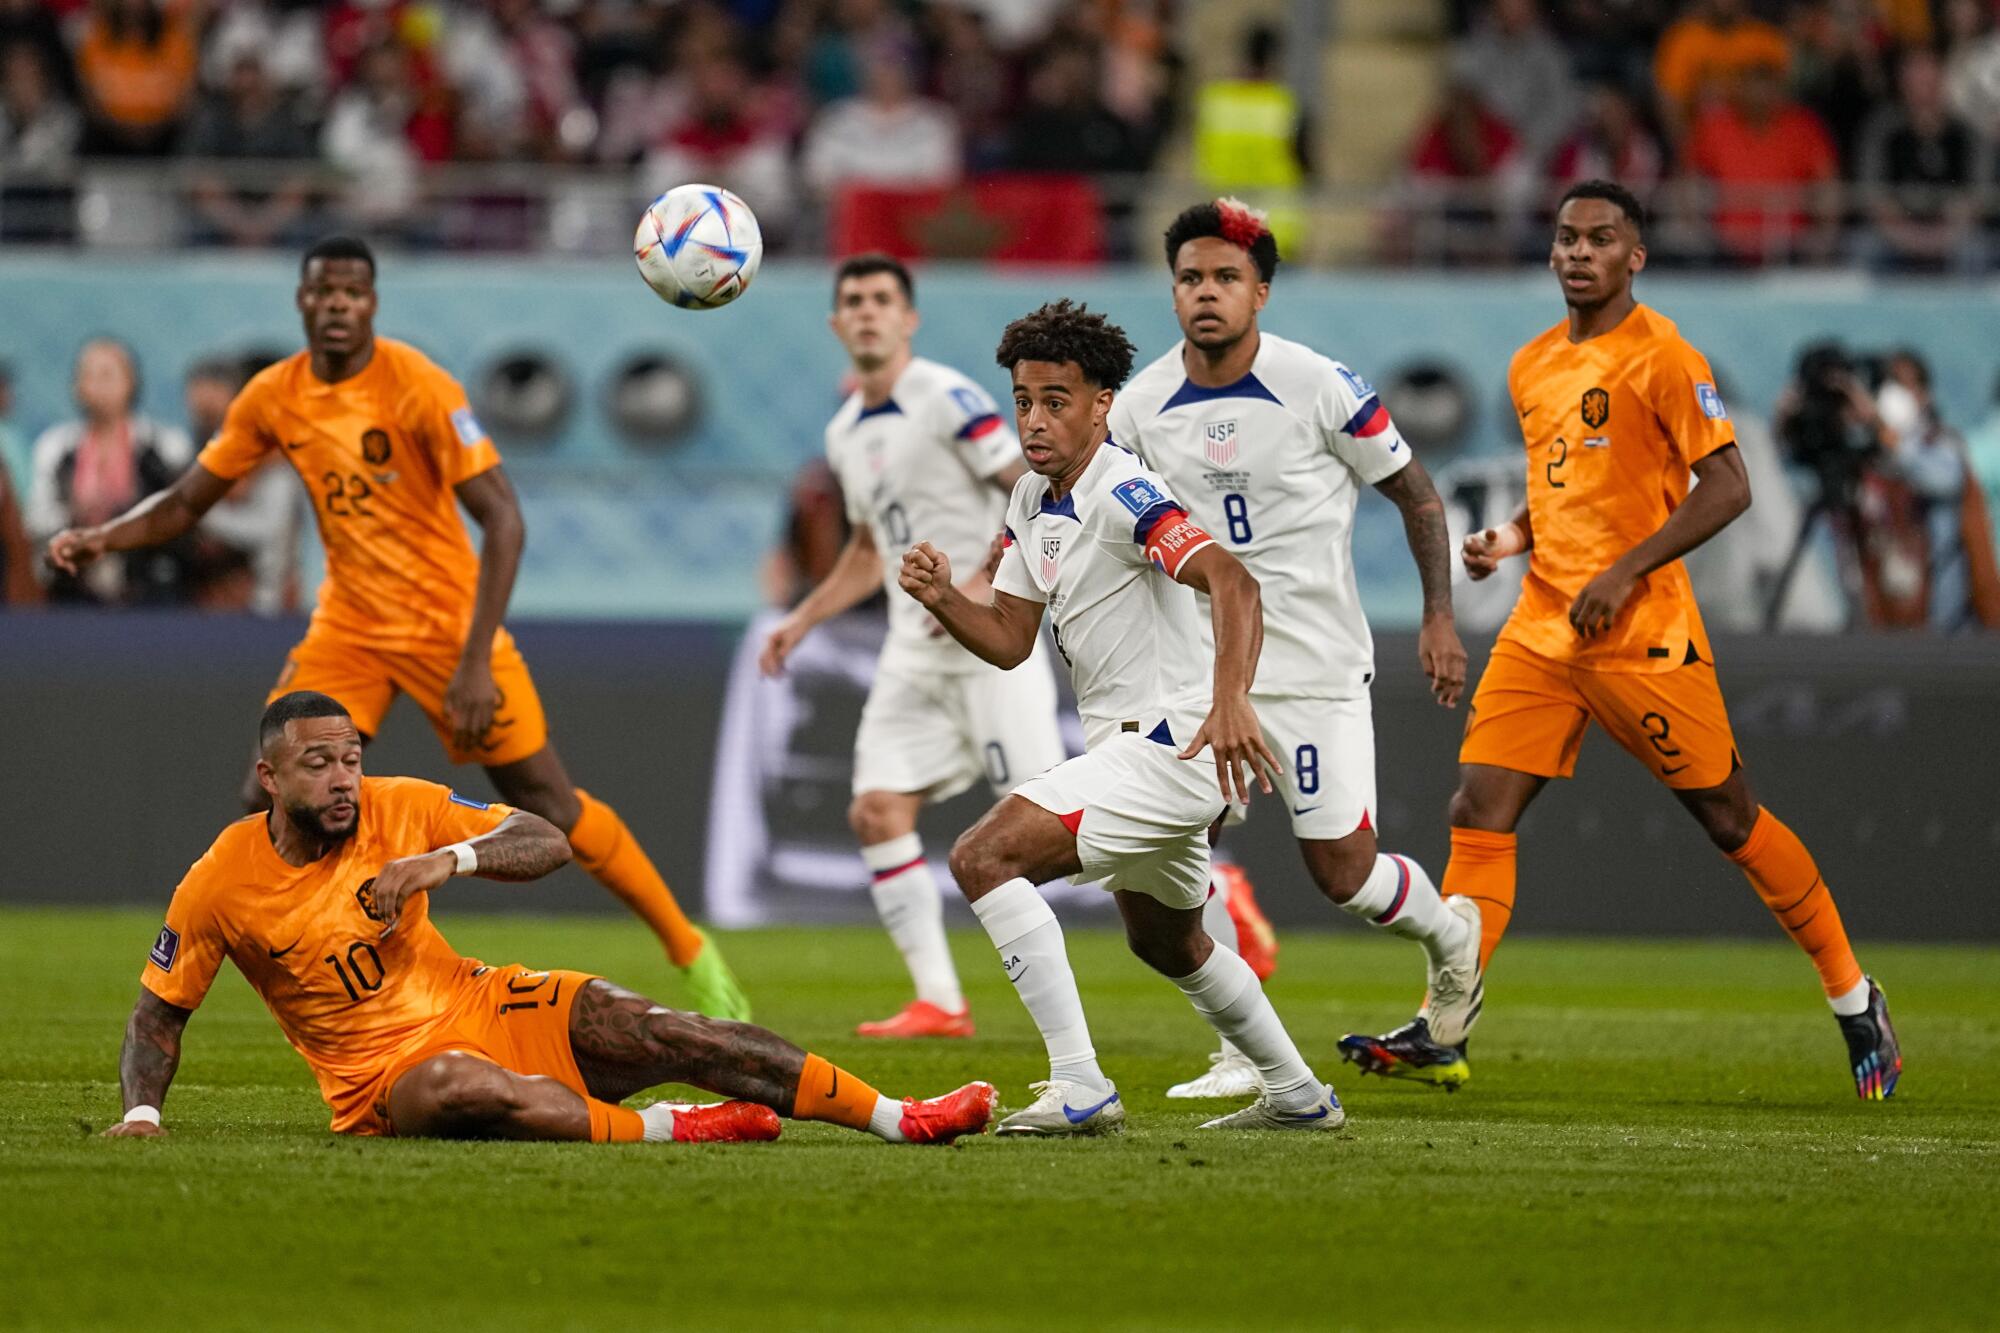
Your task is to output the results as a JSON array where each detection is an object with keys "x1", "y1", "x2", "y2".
[{"x1": 633, "y1": 185, "x2": 763, "y2": 310}]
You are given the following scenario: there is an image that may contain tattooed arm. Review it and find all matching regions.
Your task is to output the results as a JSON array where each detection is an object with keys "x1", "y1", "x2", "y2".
[
  {"x1": 369, "y1": 811, "x2": 574, "y2": 933},
  {"x1": 1375, "y1": 458, "x2": 1468, "y2": 707},
  {"x1": 103, "y1": 989, "x2": 192, "y2": 1137}
]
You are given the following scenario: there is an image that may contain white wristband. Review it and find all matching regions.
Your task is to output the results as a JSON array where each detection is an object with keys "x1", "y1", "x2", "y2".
[
  {"x1": 445, "y1": 841, "x2": 479, "y2": 876},
  {"x1": 123, "y1": 1104, "x2": 161, "y2": 1126}
]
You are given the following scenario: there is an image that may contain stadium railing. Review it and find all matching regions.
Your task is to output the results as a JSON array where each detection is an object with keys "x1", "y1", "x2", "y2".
[{"x1": 3, "y1": 161, "x2": 1993, "y2": 272}]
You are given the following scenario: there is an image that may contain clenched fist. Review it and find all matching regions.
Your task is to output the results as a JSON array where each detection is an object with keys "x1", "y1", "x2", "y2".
[{"x1": 899, "y1": 542, "x2": 954, "y2": 609}]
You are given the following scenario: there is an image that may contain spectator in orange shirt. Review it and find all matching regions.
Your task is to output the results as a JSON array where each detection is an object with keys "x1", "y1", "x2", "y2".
[
  {"x1": 74, "y1": 0, "x2": 199, "y2": 156},
  {"x1": 1654, "y1": 0, "x2": 1791, "y2": 144},
  {"x1": 1686, "y1": 60, "x2": 1839, "y2": 265}
]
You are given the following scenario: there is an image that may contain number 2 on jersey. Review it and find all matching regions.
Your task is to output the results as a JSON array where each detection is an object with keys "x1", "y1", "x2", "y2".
[
  {"x1": 1223, "y1": 493, "x2": 1253, "y2": 544},
  {"x1": 1546, "y1": 438, "x2": 1569, "y2": 489}
]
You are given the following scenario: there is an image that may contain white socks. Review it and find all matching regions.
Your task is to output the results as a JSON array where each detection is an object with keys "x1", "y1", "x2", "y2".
[
  {"x1": 1171, "y1": 945, "x2": 1321, "y2": 1112},
  {"x1": 1340, "y1": 852, "x2": 1468, "y2": 964},
  {"x1": 638, "y1": 1103, "x2": 677, "y2": 1142},
  {"x1": 1201, "y1": 877, "x2": 1243, "y2": 1061},
  {"x1": 867, "y1": 1095, "x2": 908, "y2": 1142},
  {"x1": 970, "y1": 877, "x2": 1109, "y2": 1092},
  {"x1": 1829, "y1": 976, "x2": 1871, "y2": 1017},
  {"x1": 863, "y1": 833, "x2": 965, "y2": 1011}
]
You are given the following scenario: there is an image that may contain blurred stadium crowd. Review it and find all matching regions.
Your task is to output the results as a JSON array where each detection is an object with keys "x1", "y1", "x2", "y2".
[
  {"x1": 4, "y1": 0, "x2": 2000, "y2": 632},
  {"x1": 3, "y1": 0, "x2": 2000, "y2": 264}
]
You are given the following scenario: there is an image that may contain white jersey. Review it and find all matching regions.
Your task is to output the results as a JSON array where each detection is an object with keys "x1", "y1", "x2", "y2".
[
  {"x1": 992, "y1": 440, "x2": 1212, "y2": 747},
  {"x1": 826, "y1": 355, "x2": 1022, "y2": 676},
  {"x1": 1110, "y1": 333, "x2": 1411, "y2": 699}
]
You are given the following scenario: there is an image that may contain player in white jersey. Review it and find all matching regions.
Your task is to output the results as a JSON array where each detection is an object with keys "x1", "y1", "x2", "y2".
[
  {"x1": 901, "y1": 300, "x2": 1344, "y2": 1135},
  {"x1": 761, "y1": 255, "x2": 1066, "y2": 1039},
  {"x1": 1109, "y1": 199, "x2": 1481, "y2": 1099}
]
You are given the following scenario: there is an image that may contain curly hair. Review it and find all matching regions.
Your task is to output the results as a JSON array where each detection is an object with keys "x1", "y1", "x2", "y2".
[
  {"x1": 1556, "y1": 179, "x2": 1648, "y2": 238},
  {"x1": 994, "y1": 299, "x2": 1136, "y2": 390},
  {"x1": 1163, "y1": 197, "x2": 1280, "y2": 283}
]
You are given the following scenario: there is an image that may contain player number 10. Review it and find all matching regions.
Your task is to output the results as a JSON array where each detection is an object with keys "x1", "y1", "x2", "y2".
[
  {"x1": 1223, "y1": 494, "x2": 1252, "y2": 544},
  {"x1": 324, "y1": 941, "x2": 386, "y2": 1002}
]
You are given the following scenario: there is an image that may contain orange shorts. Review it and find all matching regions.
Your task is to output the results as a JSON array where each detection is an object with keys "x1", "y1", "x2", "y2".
[
  {"x1": 1459, "y1": 639, "x2": 1740, "y2": 790},
  {"x1": 270, "y1": 623, "x2": 550, "y2": 766},
  {"x1": 339, "y1": 964, "x2": 600, "y2": 1136}
]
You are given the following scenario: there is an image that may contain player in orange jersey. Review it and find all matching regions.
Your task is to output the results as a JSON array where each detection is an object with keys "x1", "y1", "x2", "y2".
[
  {"x1": 101, "y1": 691, "x2": 995, "y2": 1145},
  {"x1": 47, "y1": 237, "x2": 749, "y2": 1021},
  {"x1": 1338, "y1": 181, "x2": 1900, "y2": 1101}
]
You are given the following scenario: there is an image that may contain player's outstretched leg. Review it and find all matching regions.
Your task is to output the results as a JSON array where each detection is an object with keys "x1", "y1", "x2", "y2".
[
  {"x1": 1166, "y1": 875, "x2": 1261, "y2": 1100},
  {"x1": 851, "y1": 797, "x2": 972, "y2": 1039},
  {"x1": 949, "y1": 797, "x2": 1122, "y2": 1136},
  {"x1": 387, "y1": 1049, "x2": 785, "y2": 1144},
  {"x1": 565, "y1": 978, "x2": 994, "y2": 1144},
  {"x1": 1115, "y1": 893, "x2": 1342, "y2": 1132},
  {"x1": 488, "y1": 747, "x2": 752, "y2": 1021},
  {"x1": 1677, "y1": 773, "x2": 1900, "y2": 1100}
]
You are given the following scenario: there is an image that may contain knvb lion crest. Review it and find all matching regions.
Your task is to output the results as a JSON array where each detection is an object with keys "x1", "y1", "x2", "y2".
[
  {"x1": 1581, "y1": 388, "x2": 1610, "y2": 430},
  {"x1": 1040, "y1": 535, "x2": 1062, "y2": 584},
  {"x1": 361, "y1": 429, "x2": 393, "y2": 466},
  {"x1": 354, "y1": 878, "x2": 381, "y2": 921},
  {"x1": 1204, "y1": 419, "x2": 1239, "y2": 468}
]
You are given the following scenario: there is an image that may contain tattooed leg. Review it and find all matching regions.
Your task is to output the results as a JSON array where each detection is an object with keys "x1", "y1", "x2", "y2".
[{"x1": 568, "y1": 978, "x2": 805, "y2": 1107}]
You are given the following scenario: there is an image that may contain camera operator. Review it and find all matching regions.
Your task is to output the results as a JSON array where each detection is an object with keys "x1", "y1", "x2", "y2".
[{"x1": 1767, "y1": 341, "x2": 1913, "y2": 628}]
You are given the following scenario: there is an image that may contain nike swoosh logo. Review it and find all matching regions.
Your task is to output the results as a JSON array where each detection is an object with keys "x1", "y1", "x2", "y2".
[
  {"x1": 827, "y1": 1067, "x2": 839, "y2": 1098},
  {"x1": 1062, "y1": 1091, "x2": 1119, "y2": 1123},
  {"x1": 1520, "y1": 406, "x2": 1537, "y2": 418},
  {"x1": 269, "y1": 938, "x2": 303, "y2": 958},
  {"x1": 1293, "y1": 805, "x2": 1321, "y2": 816},
  {"x1": 545, "y1": 978, "x2": 562, "y2": 1008},
  {"x1": 1286, "y1": 1104, "x2": 1331, "y2": 1122}
]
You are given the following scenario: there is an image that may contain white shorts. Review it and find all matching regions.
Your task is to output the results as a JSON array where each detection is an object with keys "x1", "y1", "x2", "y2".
[
  {"x1": 1223, "y1": 694, "x2": 1377, "y2": 840},
  {"x1": 852, "y1": 658, "x2": 1066, "y2": 801},
  {"x1": 1013, "y1": 720, "x2": 1225, "y2": 910}
]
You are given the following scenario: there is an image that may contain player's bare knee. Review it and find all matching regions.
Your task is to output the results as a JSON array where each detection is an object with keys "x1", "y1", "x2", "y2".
[
  {"x1": 402, "y1": 1054, "x2": 522, "y2": 1136},
  {"x1": 847, "y1": 791, "x2": 908, "y2": 845},
  {"x1": 947, "y1": 829, "x2": 1006, "y2": 897}
]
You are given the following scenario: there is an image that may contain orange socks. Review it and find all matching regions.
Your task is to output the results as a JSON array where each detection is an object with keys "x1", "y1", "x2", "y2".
[
  {"x1": 587, "y1": 1098, "x2": 645, "y2": 1143},
  {"x1": 1727, "y1": 808, "x2": 1865, "y2": 999},
  {"x1": 792, "y1": 1053, "x2": 886, "y2": 1133},
  {"x1": 568, "y1": 788, "x2": 705, "y2": 967},
  {"x1": 1441, "y1": 827, "x2": 1517, "y2": 969}
]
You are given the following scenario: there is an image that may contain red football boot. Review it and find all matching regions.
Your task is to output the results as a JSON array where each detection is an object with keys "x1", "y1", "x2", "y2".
[
  {"x1": 661, "y1": 1100, "x2": 783, "y2": 1143},
  {"x1": 898, "y1": 1081, "x2": 997, "y2": 1145},
  {"x1": 855, "y1": 1000, "x2": 975, "y2": 1039},
  {"x1": 1216, "y1": 863, "x2": 1279, "y2": 980}
]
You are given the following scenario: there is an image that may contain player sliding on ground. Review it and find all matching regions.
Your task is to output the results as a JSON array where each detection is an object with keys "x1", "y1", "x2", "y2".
[
  {"x1": 1112, "y1": 198, "x2": 1474, "y2": 1101},
  {"x1": 1339, "y1": 180, "x2": 1902, "y2": 1101},
  {"x1": 102, "y1": 691, "x2": 995, "y2": 1145},
  {"x1": 759, "y1": 254, "x2": 1065, "y2": 1040},
  {"x1": 46, "y1": 237, "x2": 750, "y2": 1022},
  {"x1": 902, "y1": 301, "x2": 1343, "y2": 1135}
]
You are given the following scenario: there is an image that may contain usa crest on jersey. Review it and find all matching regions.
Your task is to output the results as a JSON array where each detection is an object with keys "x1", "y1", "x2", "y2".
[
  {"x1": 1204, "y1": 419, "x2": 1239, "y2": 468},
  {"x1": 1040, "y1": 535, "x2": 1062, "y2": 583}
]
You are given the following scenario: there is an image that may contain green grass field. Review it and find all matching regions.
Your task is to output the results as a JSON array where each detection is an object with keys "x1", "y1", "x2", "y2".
[{"x1": 3, "y1": 906, "x2": 1996, "y2": 1331}]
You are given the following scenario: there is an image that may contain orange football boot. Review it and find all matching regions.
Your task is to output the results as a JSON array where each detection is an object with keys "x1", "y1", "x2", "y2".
[
  {"x1": 898, "y1": 1081, "x2": 998, "y2": 1145},
  {"x1": 665, "y1": 1100, "x2": 783, "y2": 1143},
  {"x1": 856, "y1": 1000, "x2": 975, "y2": 1039},
  {"x1": 1216, "y1": 863, "x2": 1279, "y2": 980}
]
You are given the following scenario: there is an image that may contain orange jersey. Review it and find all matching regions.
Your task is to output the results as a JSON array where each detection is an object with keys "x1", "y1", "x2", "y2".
[
  {"x1": 1501, "y1": 305, "x2": 1736, "y2": 672},
  {"x1": 141, "y1": 776, "x2": 513, "y2": 1131},
  {"x1": 198, "y1": 339, "x2": 502, "y2": 653}
]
